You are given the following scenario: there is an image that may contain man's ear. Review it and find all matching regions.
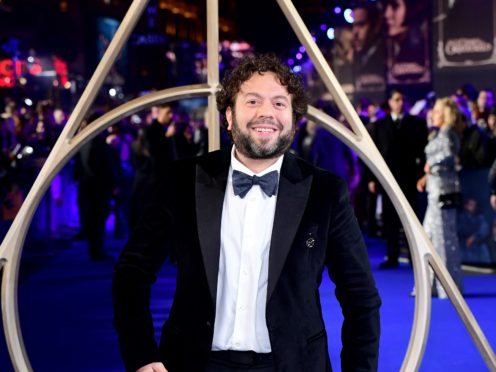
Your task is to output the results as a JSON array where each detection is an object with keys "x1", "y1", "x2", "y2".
[{"x1": 226, "y1": 106, "x2": 233, "y2": 131}]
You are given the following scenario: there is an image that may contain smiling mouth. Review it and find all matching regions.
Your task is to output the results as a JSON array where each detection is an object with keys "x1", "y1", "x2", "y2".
[{"x1": 254, "y1": 127, "x2": 276, "y2": 133}]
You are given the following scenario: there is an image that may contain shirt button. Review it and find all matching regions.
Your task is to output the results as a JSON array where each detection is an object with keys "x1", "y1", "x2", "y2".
[{"x1": 235, "y1": 342, "x2": 241, "y2": 347}]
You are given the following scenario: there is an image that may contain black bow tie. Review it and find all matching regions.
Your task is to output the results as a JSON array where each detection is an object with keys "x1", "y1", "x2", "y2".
[{"x1": 232, "y1": 170, "x2": 279, "y2": 198}]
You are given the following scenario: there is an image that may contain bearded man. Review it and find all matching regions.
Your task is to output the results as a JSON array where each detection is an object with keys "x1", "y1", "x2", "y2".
[{"x1": 113, "y1": 54, "x2": 381, "y2": 372}]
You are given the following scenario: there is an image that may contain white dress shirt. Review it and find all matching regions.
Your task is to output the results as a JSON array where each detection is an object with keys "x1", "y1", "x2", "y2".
[
  {"x1": 391, "y1": 113, "x2": 403, "y2": 122},
  {"x1": 211, "y1": 147, "x2": 283, "y2": 352}
]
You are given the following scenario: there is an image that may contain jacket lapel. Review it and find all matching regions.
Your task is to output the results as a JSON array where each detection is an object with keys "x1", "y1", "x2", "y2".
[
  {"x1": 267, "y1": 153, "x2": 313, "y2": 301},
  {"x1": 195, "y1": 149, "x2": 230, "y2": 303}
]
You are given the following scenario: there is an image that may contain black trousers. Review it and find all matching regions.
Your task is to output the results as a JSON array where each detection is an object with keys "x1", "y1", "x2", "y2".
[{"x1": 206, "y1": 351, "x2": 275, "y2": 372}]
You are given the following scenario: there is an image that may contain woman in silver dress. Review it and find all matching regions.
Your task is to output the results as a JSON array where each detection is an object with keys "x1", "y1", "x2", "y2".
[{"x1": 417, "y1": 97, "x2": 464, "y2": 298}]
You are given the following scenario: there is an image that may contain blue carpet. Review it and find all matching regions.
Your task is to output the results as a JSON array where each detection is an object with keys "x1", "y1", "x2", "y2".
[{"x1": 0, "y1": 235, "x2": 494, "y2": 371}]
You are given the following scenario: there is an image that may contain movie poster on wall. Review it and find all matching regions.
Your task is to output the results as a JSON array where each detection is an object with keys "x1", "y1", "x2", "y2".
[
  {"x1": 351, "y1": 2, "x2": 386, "y2": 100},
  {"x1": 384, "y1": 0, "x2": 431, "y2": 85},
  {"x1": 331, "y1": 3, "x2": 386, "y2": 102},
  {"x1": 435, "y1": 0, "x2": 496, "y2": 69},
  {"x1": 351, "y1": 3, "x2": 386, "y2": 99}
]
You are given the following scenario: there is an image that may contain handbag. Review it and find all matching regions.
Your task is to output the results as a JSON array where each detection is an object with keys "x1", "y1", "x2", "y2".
[{"x1": 438, "y1": 192, "x2": 462, "y2": 209}]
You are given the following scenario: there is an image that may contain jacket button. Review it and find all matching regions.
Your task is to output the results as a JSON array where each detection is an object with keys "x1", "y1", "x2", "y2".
[{"x1": 306, "y1": 237, "x2": 315, "y2": 248}]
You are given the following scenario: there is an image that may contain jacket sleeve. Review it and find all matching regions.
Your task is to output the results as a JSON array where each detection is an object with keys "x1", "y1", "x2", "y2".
[
  {"x1": 112, "y1": 178, "x2": 174, "y2": 371},
  {"x1": 326, "y1": 178, "x2": 381, "y2": 371},
  {"x1": 489, "y1": 157, "x2": 496, "y2": 194}
]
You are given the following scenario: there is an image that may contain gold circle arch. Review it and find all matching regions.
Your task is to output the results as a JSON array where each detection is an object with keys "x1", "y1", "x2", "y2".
[{"x1": 1, "y1": 1, "x2": 495, "y2": 371}]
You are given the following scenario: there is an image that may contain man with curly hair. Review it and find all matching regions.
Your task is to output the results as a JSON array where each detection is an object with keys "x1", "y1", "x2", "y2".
[{"x1": 113, "y1": 54, "x2": 381, "y2": 372}]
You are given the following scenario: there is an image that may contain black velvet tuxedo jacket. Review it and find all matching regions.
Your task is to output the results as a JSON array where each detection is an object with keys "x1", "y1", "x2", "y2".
[{"x1": 113, "y1": 148, "x2": 381, "y2": 372}]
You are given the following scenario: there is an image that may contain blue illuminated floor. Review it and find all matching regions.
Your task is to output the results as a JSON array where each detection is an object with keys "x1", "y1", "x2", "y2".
[{"x1": 0, "y1": 235, "x2": 495, "y2": 371}]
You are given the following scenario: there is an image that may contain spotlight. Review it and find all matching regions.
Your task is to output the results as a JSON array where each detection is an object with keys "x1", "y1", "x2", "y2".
[
  {"x1": 27, "y1": 56, "x2": 35, "y2": 63},
  {"x1": 23, "y1": 146, "x2": 34, "y2": 155},
  {"x1": 334, "y1": 6, "x2": 342, "y2": 14},
  {"x1": 130, "y1": 114, "x2": 142, "y2": 125},
  {"x1": 296, "y1": 53, "x2": 303, "y2": 60},
  {"x1": 320, "y1": 24, "x2": 327, "y2": 31},
  {"x1": 109, "y1": 88, "x2": 117, "y2": 97},
  {"x1": 292, "y1": 65, "x2": 301, "y2": 73},
  {"x1": 344, "y1": 9, "x2": 354, "y2": 23},
  {"x1": 327, "y1": 28, "x2": 335, "y2": 40},
  {"x1": 24, "y1": 98, "x2": 33, "y2": 106},
  {"x1": 64, "y1": 81, "x2": 72, "y2": 89},
  {"x1": 287, "y1": 58, "x2": 294, "y2": 65},
  {"x1": 299, "y1": 46, "x2": 306, "y2": 53}
]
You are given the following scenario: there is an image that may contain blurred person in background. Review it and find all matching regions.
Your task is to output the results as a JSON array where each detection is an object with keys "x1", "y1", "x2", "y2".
[
  {"x1": 473, "y1": 89, "x2": 494, "y2": 129},
  {"x1": 458, "y1": 197, "x2": 492, "y2": 265},
  {"x1": 368, "y1": 89, "x2": 428, "y2": 268},
  {"x1": 130, "y1": 103, "x2": 177, "y2": 230},
  {"x1": 75, "y1": 111, "x2": 117, "y2": 260},
  {"x1": 417, "y1": 97, "x2": 464, "y2": 298}
]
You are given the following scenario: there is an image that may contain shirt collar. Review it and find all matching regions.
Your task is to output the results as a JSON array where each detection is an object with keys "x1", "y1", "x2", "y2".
[
  {"x1": 391, "y1": 113, "x2": 403, "y2": 122},
  {"x1": 230, "y1": 146, "x2": 284, "y2": 177}
]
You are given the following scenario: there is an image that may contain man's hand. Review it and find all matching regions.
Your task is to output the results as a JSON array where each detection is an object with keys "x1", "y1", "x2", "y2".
[
  {"x1": 416, "y1": 175, "x2": 426, "y2": 192},
  {"x1": 466, "y1": 235, "x2": 475, "y2": 248},
  {"x1": 137, "y1": 362, "x2": 167, "y2": 372}
]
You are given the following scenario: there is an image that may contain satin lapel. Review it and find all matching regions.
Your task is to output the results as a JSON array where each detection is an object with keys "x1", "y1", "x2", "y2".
[
  {"x1": 267, "y1": 154, "x2": 313, "y2": 301},
  {"x1": 195, "y1": 150, "x2": 230, "y2": 303}
]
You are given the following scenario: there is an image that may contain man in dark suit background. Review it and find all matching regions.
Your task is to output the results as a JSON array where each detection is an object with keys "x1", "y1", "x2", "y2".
[
  {"x1": 113, "y1": 54, "x2": 381, "y2": 372},
  {"x1": 368, "y1": 89, "x2": 428, "y2": 268},
  {"x1": 130, "y1": 103, "x2": 178, "y2": 231}
]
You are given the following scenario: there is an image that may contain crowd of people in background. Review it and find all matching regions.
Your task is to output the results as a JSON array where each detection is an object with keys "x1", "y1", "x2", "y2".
[
  {"x1": 0, "y1": 97, "x2": 212, "y2": 260},
  {"x1": 1, "y1": 84, "x2": 496, "y2": 273}
]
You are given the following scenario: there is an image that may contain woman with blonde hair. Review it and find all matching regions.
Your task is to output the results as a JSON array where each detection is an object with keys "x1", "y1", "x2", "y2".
[{"x1": 417, "y1": 97, "x2": 464, "y2": 298}]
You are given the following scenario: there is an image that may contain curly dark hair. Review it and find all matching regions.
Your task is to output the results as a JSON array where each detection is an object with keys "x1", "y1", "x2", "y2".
[{"x1": 216, "y1": 54, "x2": 309, "y2": 131}]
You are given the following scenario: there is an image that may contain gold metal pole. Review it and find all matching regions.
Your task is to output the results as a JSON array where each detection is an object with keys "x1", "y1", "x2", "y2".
[{"x1": 206, "y1": 0, "x2": 220, "y2": 151}]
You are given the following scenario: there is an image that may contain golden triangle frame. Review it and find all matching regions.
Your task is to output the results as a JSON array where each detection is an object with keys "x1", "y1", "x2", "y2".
[{"x1": 1, "y1": 0, "x2": 495, "y2": 370}]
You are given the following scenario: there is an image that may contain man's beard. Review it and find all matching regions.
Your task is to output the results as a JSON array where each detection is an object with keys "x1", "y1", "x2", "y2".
[{"x1": 230, "y1": 112, "x2": 295, "y2": 159}]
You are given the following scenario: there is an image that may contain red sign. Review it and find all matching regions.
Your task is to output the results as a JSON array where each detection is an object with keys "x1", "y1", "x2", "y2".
[{"x1": 0, "y1": 57, "x2": 68, "y2": 88}]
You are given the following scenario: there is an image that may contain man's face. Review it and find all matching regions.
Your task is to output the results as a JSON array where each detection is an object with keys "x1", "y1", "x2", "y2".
[
  {"x1": 158, "y1": 106, "x2": 173, "y2": 125},
  {"x1": 478, "y1": 90, "x2": 494, "y2": 111},
  {"x1": 53, "y1": 109, "x2": 66, "y2": 125},
  {"x1": 226, "y1": 72, "x2": 295, "y2": 159},
  {"x1": 388, "y1": 92, "x2": 404, "y2": 115},
  {"x1": 352, "y1": 8, "x2": 371, "y2": 52},
  {"x1": 465, "y1": 199, "x2": 477, "y2": 214}
]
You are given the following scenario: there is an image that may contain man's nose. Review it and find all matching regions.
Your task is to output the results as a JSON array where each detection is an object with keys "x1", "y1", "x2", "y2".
[{"x1": 257, "y1": 100, "x2": 275, "y2": 118}]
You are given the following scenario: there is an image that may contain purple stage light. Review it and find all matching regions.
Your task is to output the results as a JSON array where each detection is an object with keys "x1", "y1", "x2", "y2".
[
  {"x1": 296, "y1": 53, "x2": 303, "y2": 60},
  {"x1": 288, "y1": 58, "x2": 294, "y2": 65},
  {"x1": 320, "y1": 24, "x2": 327, "y2": 31},
  {"x1": 334, "y1": 6, "x2": 342, "y2": 14},
  {"x1": 299, "y1": 46, "x2": 306, "y2": 53}
]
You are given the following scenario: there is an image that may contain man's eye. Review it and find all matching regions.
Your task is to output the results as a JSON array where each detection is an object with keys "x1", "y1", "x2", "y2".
[
  {"x1": 247, "y1": 100, "x2": 258, "y2": 105},
  {"x1": 275, "y1": 101, "x2": 287, "y2": 108}
]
